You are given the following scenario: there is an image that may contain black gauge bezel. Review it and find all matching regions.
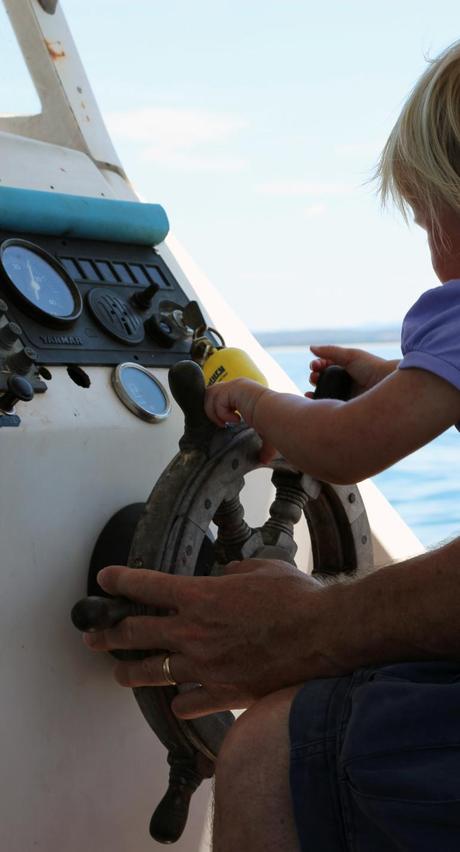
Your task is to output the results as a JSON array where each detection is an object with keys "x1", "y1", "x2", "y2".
[
  {"x1": 112, "y1": 363, "x2": 171, "y2": 423},
  {"x1": 0, "y1": 238, "x2": 83, "y2": 327}
]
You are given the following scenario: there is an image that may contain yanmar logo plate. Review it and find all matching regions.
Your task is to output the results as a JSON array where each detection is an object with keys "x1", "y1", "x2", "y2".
[{"x1": 39, "y1": 334, "x2": 83, "y2": 346}]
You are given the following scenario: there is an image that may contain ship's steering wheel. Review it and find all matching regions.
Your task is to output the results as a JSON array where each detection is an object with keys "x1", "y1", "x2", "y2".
[{"x1": 72, "y1": 360, "x2": 373, "y2": 844}]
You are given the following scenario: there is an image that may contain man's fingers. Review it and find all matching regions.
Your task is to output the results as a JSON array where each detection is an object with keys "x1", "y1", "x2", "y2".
[
  {"x1": 172, "y1": 687, "x2": 216, "y2": 718},
  {"x1": 97, "y1": 565, "x2": 185, "y2": 608},
  {"x1": 171, "y1": 686, "x2": 234, "y2": 719},
  {"x1": 83, "y1": 615, "x2": 180, "y2": 652},
  {"x1": 113, "y1": 652, "x2": 195, "y2": 688}
]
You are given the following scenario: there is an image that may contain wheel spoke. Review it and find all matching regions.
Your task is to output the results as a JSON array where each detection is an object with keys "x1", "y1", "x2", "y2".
[{"x1": 213, "y1": 492, "x2": 253, "y2": 563}]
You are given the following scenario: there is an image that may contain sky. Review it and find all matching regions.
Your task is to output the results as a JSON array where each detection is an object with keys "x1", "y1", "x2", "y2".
[{"x1": 2, "y1": 1, "x2": 460, "y2": 330}]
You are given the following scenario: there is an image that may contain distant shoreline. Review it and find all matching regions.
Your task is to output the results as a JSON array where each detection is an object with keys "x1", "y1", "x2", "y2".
[{"x1": 253, "y1": 326, "x2": 400, "y2": 347}]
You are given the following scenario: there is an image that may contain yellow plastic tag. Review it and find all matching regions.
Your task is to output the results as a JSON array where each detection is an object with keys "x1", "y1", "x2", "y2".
[{"x1": 203, "y1": 347, "x2": 268, "y2": 387}]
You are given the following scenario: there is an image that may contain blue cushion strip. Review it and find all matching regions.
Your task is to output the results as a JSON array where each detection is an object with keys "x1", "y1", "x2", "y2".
[{"x1": 0, "y1": 186, "x2": 169, "y2": 246}]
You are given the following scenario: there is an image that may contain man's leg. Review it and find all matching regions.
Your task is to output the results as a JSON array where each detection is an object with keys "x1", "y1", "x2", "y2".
[{"x1": 213, "y1": 685, "x2": 301, "y2": 852}]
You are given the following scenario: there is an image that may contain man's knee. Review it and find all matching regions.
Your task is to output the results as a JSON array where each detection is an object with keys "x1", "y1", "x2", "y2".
[{"x1": 215, "y1": 685, "x2": 300, "y2": 782}]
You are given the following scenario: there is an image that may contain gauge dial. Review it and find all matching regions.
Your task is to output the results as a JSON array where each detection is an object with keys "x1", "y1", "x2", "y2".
[
  {"x1": 112, "y1": 363, "x2": 171, "y2": 423},
  {"x1": 0, "y1": 239, "x2": 82, "y2": 326}
]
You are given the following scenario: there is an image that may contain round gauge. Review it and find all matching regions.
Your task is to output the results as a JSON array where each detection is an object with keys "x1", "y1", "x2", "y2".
[
  {"x1": 112, "y1": 363, "x2": 171, "y2": 423},
  {"x1": 0, "y1": 239, "x2": 82, "y2": 326}
]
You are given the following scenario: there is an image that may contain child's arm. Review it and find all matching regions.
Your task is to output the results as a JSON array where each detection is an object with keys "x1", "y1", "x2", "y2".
[
  {"x1": 308, "y1": 344, "x2": 399, "y2": 398},
  {"x1": 205, "y1": 367, "x2": 460, "y2": 483}
]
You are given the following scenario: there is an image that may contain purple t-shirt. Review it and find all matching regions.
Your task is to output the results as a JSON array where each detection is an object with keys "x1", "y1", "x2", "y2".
[{"x1": 399, "y1": 280, "x2": 460, "y2": 395}]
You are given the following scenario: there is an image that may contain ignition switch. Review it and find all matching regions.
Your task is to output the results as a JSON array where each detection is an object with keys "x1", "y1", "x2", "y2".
[{"x1": 144, "y1": 300, "x2": 196, "y2": 348}]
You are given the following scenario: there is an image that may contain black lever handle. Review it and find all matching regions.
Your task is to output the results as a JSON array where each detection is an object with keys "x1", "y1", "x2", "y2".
[
  {"x1": 169, "y1": 360, "x2": 206, "y2": 426},
  {"x1": 313, "y1": 365, "x2": 353, "y2": 401},
  {"x1": 71, "y1": 595, "x2": 147, "y2": 632},
  {"x1": 149, "y1": 755, "x2": 203, "y2": 844},
  {"x1": 169, "y1": 360, "x2": 216, "y2": 451}
]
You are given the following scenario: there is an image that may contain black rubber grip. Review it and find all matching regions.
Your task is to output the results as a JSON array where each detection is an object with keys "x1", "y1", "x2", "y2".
[
  {"x1": 71, "y1": 595, "x2": 140, "y2": 632},
  {"x1": 313, "y1": 365, "x2": 353, "y2": 401},
  {"x1": 168, "y1": 360, "x2": 206, "y2": 427},
  {"x1": 168, "y1": 359, "x2": 216, "y2": 451}
]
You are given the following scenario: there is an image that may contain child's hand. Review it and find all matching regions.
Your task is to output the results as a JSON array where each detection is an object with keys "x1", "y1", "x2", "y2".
[
  {"x1": 307, "y1": 344, "x2": 399, "y2": 398},
  {"x1": 205, "y1": 378, "x2": 277, "y2": 464},
  {"x1": 205, "y1": 378, "x2": 268, "y2": 428}
]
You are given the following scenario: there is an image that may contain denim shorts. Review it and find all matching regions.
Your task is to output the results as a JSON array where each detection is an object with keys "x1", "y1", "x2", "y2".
[{"x1": 289, "y1": 661, "x2": 460, "y2": 851}]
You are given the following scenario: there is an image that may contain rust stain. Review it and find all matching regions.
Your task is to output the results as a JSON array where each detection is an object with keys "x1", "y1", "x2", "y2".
[{"x1": 45, "y1": 39, "x2": 66, "y2": 61}]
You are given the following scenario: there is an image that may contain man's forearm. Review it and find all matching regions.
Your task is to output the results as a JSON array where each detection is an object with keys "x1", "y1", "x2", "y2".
[{"x1": 324, "y1": 537, "x2": 460, "y2": 673}]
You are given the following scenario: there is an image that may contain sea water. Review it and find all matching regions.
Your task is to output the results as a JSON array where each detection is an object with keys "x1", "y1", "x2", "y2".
[{"x1": 269, "y1": 342, "x2": 460, "y2": 548}]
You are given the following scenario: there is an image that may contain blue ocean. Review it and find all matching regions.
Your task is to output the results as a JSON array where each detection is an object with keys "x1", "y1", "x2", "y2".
[{"x1": 269, "y1": 342, "x2": 460, "y2": 548}]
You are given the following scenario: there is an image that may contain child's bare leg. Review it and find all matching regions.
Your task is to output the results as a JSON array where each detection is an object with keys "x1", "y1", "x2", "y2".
[{"x1": 212, "y1": 685, "x2": 301, "y2": 852}]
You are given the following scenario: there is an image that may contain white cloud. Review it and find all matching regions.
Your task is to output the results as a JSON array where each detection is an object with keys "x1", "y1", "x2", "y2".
[
  {"x1": 335, "y1": 140, "x2": 383, "y2": 158},
  {"x1": 239, "y1": 271, "x2": 282, "y2": 283},
  {"x1": 304, "y1": 203, "x2": 327, "y2": 218},
  {"x1": 256, "y1": 180, "x2": 354, "y2": 197},
  {"x1": 106, "y1": 107, "x2": 248, "y2": 172},
  {"x1": 141, "y1": 147, "x2": 246, "y2": 173}
]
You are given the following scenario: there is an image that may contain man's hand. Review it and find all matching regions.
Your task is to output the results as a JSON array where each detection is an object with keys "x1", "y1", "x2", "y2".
[
  {"x1": 83, "y1": 538, "x2": 460, "y2": 722},
  {"x1": 83, "y1": 560, "x2": 338, "y2": 719}
]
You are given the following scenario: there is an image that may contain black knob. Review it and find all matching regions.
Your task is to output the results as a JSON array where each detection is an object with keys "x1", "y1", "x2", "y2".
[
  {"x1": 169, "y1": 361, "x2": 207, "y2": 431},
  {"x1": 71, "y1": 595, "x2": 142, "y2": 632},
  {"x1": 150, "y1": 780, "x2": 195, "y2": 844},
  {"x1": 0, "y1": 321, "x2": 22, "y2": 350},
  {"x1": 131, "y1": 282, "x2": 159, "y2": 310},
  {"x1": 313, "y1": 365, "x2": 353, "y2": 401},
  {"x1": 7, "y1": 346, "x2": 37, "y2": 375},
  {"x1": 168, "y1": 361, "x2": 217, "y2": 452},
  {"x1": 0, "y1": 374, "x2": 34, "y2": 413},
  {"x1": 0, "y1": 299, "x2": 8, "y2": 319},
  {"x1": 150, "y1": 752, "x2": 204, "y2": 844}
]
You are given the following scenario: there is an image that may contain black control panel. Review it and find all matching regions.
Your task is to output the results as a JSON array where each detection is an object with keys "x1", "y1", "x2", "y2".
[{"x1": 0, "y1": 230, "x2": 193, "y2": 367}]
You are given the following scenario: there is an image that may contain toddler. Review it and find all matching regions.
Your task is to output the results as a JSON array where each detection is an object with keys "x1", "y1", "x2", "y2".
[{"x1": 205, "y1": 42, "x2": 460, "y2": 486}]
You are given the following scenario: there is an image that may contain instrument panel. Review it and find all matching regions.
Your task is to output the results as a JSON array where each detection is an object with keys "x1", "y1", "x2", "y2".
[{"x1": 0, "y1": 230, "x2": 192, "y2": 367}]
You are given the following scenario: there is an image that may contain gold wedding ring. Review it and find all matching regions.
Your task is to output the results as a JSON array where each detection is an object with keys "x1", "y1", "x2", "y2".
[{"x1": 162, "y1": 653, "x2": 177, "y2": 686}]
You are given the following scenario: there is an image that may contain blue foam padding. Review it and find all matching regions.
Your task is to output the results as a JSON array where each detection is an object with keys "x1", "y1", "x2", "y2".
[{"x1": 0, "y1": 186, "x2": 169, "y2": 246}]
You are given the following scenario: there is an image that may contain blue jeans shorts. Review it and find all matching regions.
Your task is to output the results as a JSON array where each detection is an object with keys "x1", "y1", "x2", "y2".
[{"x1": 289, "y1": 661, "x2": 460, "y2": 851}]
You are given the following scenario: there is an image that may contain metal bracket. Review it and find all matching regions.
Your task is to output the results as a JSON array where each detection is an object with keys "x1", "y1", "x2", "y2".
[{"x1": 38, "y1": 0, "x2": 58, "y2": 13}]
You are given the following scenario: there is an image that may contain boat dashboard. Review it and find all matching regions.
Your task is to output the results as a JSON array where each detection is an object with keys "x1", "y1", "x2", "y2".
[{"x1": 0, "y1": 232, "x2": 192, "y2": 368}]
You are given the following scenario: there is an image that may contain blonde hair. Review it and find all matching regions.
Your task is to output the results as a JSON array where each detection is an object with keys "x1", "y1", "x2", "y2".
[{"x1": 377, "y1": 41, "x2": 460, "y2": 235}]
